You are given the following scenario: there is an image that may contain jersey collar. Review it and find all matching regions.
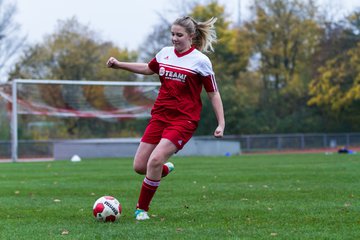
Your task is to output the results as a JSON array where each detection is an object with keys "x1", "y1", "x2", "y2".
[{"x1": 174, "y1": 46, "x2": 195, "y2": 57}]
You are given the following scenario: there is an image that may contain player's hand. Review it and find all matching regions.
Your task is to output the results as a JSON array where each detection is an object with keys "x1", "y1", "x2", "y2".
[
  {"x1": 106, "y1": 57, "x2": 119, "y2": 68},
  {"x1": 214, "y1": 126, "x2": 224, "y2": 138}
]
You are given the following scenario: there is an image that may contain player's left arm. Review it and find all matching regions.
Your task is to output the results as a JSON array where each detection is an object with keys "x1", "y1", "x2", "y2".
[
  {"x1": 200, "y1": 56, "x2": 225, "y2": 138},
  {"x1": 207, "y1": 91, "x2": 225, "y2": 138}
]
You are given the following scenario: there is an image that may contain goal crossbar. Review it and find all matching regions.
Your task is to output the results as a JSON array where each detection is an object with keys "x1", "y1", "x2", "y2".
[{"x1": 13, "y1": 79, "x2": 161, "y2": 86}]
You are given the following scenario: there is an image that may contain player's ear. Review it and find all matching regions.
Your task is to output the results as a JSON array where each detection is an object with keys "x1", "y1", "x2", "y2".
[{"x1": 189, "y1": 33, "x2": 195, "y2": 43}]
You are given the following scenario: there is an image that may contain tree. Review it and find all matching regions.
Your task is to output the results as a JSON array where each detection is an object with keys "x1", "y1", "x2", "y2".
[
  {"x1": 246, "y1": 0, "x2": 320, "y2": 99},
  {"x1": 238, "y1": 0, "x2": 324, "y2": 133},
  {"x1": 0, "y1": 0, "x2": 25, "y2": 80},
  {"x1": 138, "y1": 15, "x2": 172, "y2": 62},
  {"x1": 308, "y1": 11, "x2": 360, "y2": 131},
  {"x1": 308, "y1": 45, "x2": 360, "y2": 111}
]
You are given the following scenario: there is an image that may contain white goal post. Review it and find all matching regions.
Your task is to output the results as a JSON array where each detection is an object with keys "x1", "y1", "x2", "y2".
[{"x1": 8, "y1": 79, "x2": 160, "y2": 162}]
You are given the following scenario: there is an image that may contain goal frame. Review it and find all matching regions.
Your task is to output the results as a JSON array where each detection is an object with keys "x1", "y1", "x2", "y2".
[{"x1": 10, "y1": 79, "x2": 160, "y2": 162}]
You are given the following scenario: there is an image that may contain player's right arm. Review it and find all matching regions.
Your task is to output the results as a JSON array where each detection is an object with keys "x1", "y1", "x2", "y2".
[{"x1": 106, "y1": 57, "x2": 154, "y2": 75}]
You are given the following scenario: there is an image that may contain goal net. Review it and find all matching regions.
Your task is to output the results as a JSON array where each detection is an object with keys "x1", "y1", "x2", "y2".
[
  {"x1": 1, "y1": 79, "x2": 160, "y2": 119},
  {"x1": 0, "y1": 79, "x2": 160, "y2": 161}
]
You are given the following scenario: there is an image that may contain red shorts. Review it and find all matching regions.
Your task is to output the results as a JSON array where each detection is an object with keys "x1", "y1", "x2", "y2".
[{"x1": 141, "y1": 118, "x2": 198, "y2": 150}]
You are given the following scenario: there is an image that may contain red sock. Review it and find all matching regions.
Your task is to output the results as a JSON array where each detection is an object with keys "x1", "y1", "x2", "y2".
[
  {"x1": 136, "y1": 177, "x2": 160, "y2": 211},
  {"x1": 161, "y1": 164, "x2": 170, "y2": 177}
]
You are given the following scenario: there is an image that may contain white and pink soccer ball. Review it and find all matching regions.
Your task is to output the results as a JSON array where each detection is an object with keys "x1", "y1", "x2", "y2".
[{"x1": 93, "y1": 196, "x2": 122, "y2": 222}]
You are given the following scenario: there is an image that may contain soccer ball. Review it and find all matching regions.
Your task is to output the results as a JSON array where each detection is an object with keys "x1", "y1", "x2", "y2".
[{"x1": 93, "y1": 196, "x2": 122, "y2": 222}]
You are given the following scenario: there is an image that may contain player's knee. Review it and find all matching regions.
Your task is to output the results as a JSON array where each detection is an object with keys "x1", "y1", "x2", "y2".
[
  {"x1": 133, "y1": 160, "x2": 146, "y2": 175},
  {"x1": 134, "y1": 166, "x2": 146, "y2": 175},
  {"x1": 147, "y1": 155, "x2": 164, "y2": 169}
]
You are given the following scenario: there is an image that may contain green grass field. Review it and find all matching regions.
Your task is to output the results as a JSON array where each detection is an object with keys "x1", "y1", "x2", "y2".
[{"x1": 1, "y1": 153, "x2": 360, "y2": 239}]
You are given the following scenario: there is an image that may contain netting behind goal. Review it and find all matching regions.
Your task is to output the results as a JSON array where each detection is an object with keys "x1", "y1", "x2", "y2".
[{"x1": 0, "y1": 79, "x2": 160, "y2": 161}]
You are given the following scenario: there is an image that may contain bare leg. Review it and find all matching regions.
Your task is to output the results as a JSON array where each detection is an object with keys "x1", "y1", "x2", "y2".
[
  {"x1": 146, "y1": 138, "x2": 178, "y2": 180},
  {"x1": 135, "y1": 138, "x2": 177, "y2": 213},
  {"x1": 133, "y1": 142, "x2": 157, "y2": 175}
]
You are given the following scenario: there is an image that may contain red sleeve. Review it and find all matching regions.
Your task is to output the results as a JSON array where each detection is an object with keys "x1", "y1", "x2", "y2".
[
  {"x1": 202, "y1": 74, "x2": 218, "y2": 92},
  {"x1": 148, "y1": 58, "x2": 159, "y2": 74}
]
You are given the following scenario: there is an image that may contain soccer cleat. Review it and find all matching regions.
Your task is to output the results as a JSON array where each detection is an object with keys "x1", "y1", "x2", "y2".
[
  {"x1": 135, "y1": 209, "x2": 150, "y2": 220},
  {"x1": 164, "y1": 162, "x2": 175, "y2": 173}
]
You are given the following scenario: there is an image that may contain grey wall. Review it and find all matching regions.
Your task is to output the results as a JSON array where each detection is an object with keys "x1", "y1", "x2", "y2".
[{"x1": 54, "y1": 138, "x2": 241, "y2": 160}]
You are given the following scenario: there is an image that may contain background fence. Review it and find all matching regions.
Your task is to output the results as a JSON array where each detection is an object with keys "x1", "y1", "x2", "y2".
[
  {"x1": 222, "y1": 133, "x2": 360, "y2": 153},
  {"x1": 0, "y1": 133, "x2": 359, "y2": 160}
]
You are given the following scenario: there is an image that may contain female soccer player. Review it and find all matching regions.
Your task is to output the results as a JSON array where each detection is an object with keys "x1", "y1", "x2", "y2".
[{"x1": 106, "y1": 16, "x2": 225, "y2": 220}]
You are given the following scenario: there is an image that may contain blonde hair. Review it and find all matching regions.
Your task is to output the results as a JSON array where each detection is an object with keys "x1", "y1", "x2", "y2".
[{"x1": 173, "y1": 16, "x2": 217, "y2": 52}]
